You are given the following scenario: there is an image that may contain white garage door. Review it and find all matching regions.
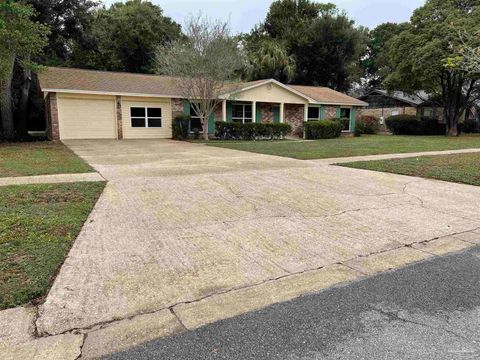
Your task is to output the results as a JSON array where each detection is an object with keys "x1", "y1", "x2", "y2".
[{"x1": 57, "y1": 95, "x2": 116, "y2": 140}]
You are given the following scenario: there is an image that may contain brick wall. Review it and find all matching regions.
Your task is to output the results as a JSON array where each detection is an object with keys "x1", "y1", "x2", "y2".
[
  {"x1": 260, "y1": 103, "x2": 275, "y2": 123},
  {"x1": 358, "y1": 107, "x2": 417, "y2": 119},
  {"x1": 285, "y1": 104, "x2": 304, "y2": 137},
  {"x1": 46, "y1": 92, "x2": 60, "y2": 140},
  {"x1": 324, "y1": 106, "x2": 337, "y2": 119},
  {"x1": 172, "y1": 98, "x2": 184, "y2": 119}
]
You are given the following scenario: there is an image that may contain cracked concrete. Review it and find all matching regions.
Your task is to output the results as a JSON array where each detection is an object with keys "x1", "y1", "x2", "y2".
[{"x1": 10, "y1": 139, "x2": 477, "y2": 357}]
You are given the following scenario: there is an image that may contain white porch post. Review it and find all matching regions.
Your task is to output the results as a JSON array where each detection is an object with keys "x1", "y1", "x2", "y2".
[
  {"x1": 280, "y1": 102, "x2": 284, "y2": 123},
  {"x1": 222, "y1": 99, "x2": 227, "y2": 122},
  {"x1": 304, "y1": 104, "x2": 309, "y2": 121},
  {"x1": 252, "y1": 101, "x2": 257, "y2": 123}
]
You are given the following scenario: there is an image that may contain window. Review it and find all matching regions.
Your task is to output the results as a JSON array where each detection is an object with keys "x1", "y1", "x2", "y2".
[
  {"x1": 130, "y1": 107, "x2": 162, "y2": 128},
  {"x1": 232, "y1": 104, "x2": 252, "y2": 123},
  {"x1": 422, "y1": 108, "x2": 434, "y2": 117},
  {"x1": 189, "y1": 104, "x2": 203, "y2": 132},
  {"x1": 340, "y1": 108, "x2": 351, "y2": 119},
  {"x1": 391, "y1": 110, "x2": 400, "y2": 116},
  {"x1": 308, "y1": 107, "x2": 321, "y2": 121}
]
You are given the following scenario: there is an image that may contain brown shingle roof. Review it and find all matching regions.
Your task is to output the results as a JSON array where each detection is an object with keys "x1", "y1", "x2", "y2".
[
  {"x1": 38, "y1": 67, "x2": 367, "y2": 106},
  {"x1": 289, "y1": 85, "x2": 368, "y2": 106}
]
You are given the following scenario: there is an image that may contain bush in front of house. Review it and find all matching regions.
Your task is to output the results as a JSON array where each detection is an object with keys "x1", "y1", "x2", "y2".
[
  {"x1": 214, "y1": 121, "x2": 291, "y2": 140},
  {"x1": 386, "y1": 115, "x2": 446, "y2": 135},
  {"x1": 172, "y1": 113, "x2": 191, "y2": 140},
  {"x1": 304, "y1": 120, "x2": 343, "y2": 139},
  {"x1": 354, "y1": 120, "x2": 365, "y2": 137},
  {"x1": 360, "y1": 115, "x2": 380, "y2": 134},
  {"x1": 462, "y1": 119, "x2": 480, "y2": 134}
]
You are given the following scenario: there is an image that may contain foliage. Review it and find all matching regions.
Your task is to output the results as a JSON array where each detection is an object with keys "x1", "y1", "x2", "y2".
[
  {"x1": 383, "y1": 0, "x2": 480, "y2": 136},
  {"x1": 0, "y1": 0, "x2": 49, "y2": 138},
  {"x1": 246, "y1": 0, "x2": 367, "y2": 91},
  {"x1": 215, "y1": 121, "x2": 291, "y2": 140},
  {"x1": 462, "y1": 119, "x2": 480, "y2": 134},
  {"x1": 354, "y1": 120, "x2": 365, "y2": 137},
  {"x1": 385, "y1": 115, "x2": 446, "y2": 135},
  {"x1": 156, "y1": 15, "x2": 244, "y2": 140},
  {"x1": 26, "y1": 0, "x2": 99, "y2": 65},
  {"x1": 361, "y1": 22, "x2": 409, "y2": 90},
  {"x1": 172, "y1": 113, "x2": 190, "y2": 140},
  {"x1": 360, "y1": 115, "x2": 381, "y2": 134},
  {"x1": 0, "y1": 182, "x2": 105, "y2": 309},
  {"x1": 333, "y1": 117, "x2": 350, "y2": 132},
  {"x1": 242, "y1": 35, "x2": 295, "y2": 82},
  {"x1": 70, "y1": 0, "x2": 182, "y2": 73},
  {"x1": 304, "y1": 120, "x2": 343, "y2": 139}
]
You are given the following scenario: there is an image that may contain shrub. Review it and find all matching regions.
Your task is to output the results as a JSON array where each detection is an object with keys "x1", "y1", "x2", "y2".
[
  {"x1": 304, "y1": 120, "x2": 343, "y2": 139},
  {"x1": 329, "y1": 117, "x2": 350, "y2": 132},
  {"x1": 354, "y1": 120, "x2": 365, "y2": 137},
  {"x1": 172, "y1": 113, "x2": 190, "y2": 140},
  {"x1": 385, "y1": 115, "x2": 421, "y2": 135},
  {"x1": 360, "y1": 115, "x2": 380, "y2": 134},
  {"x1": 462, "y1": 119, "x2": 480, "y2": 134},
  {"x1": 214, "y1": 121, "x2": 292, "y2": 140},
  {"x1": 419, "y1": 117, "x2": 446, "y2": 135}
]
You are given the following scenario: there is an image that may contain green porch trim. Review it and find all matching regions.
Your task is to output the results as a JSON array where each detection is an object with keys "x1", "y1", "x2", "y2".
[
  {"x1": 336, "y1": 107, "x2": 341, "y2": 118},
  {"x1": 320, "y1": 105, "x2": 325, "y2": 120},
  {"x1": 183, "y1": 99, "x2": 190, "y2": 114},
  {"x1": 226, "y1": 102, "x2": 232, "y2": 122},
  {"x1": 350, "y1": 107, "x2": 356, "y2": 132}
]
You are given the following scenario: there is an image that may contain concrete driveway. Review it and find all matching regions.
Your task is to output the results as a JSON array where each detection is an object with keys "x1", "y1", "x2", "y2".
[{"x1": 36, "y1": 140, "x2": 480, "y2": 352}]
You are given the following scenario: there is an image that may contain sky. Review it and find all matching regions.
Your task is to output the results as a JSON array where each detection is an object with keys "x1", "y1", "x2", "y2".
[{"x1": 104, "y1": 0, "x2": 426, "y2": 33}]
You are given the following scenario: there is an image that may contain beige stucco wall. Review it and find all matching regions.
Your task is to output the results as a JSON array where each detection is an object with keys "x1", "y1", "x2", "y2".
[
  {"x1": 57, "y1": 93, "x2": 117, "y2": 140},
  {"x1": 121, "y1": 96, "x2": 172, "y2": 139},
  {"x1": 232, "y1": 83, "x2": 308, "y2": 104}
]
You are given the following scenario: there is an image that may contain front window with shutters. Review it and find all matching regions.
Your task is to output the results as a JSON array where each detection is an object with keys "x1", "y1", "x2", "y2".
[
  {"x1": 130, "y1": 107, "x2": 162, "y2": 128},
  {"x1": 232, "y1": 104, "x2": 253, "y2": 123}
]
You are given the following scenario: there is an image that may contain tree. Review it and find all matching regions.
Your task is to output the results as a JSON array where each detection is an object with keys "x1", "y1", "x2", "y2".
[
  {"x1": 362, "y1": 22, "x2": 409, "y2": 90},
  {"x1": 72, "y1": 0, "x2": 182, "y2": 73},
  {"x1": 0, "y1": 1, "x2": 49, "y2": 139},
  {"x1": 155, "y1": 16, "x2": 244, "y2": 140},
  {"x1": 246, "y1": 0, "x2": 366, "y2": 91},
  {"x1": 384, "y1": 0, "x2": 480, "y2": 136},
  {"x1": 242, "y1": 34, "x2": 296, "y2": 82}
]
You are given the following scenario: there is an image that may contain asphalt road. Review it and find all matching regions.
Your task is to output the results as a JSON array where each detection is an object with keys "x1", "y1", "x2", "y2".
[{"x1": 106, "y1": 246, "x2": 480, "y2": 360}]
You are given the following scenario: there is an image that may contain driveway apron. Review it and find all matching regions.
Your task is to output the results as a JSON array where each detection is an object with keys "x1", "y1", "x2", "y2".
[{"x1": 36, "y1": 140, "x2": 480, "y2": 335}]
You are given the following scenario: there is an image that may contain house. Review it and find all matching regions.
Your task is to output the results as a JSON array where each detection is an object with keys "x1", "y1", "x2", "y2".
[
  {"x1": 38, "y1": 67, "x2": 367, "y2": 140},
  {"x1": 357, "y1": 89, "x2": 443, "y2": 123}
]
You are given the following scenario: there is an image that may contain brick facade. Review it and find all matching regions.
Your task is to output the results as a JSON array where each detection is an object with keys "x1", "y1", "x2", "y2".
[
  {"x1": 285, "y1": 104, "x2": 305, "y2": 137},
  {"x1": 46, "y1": 92, "x2": 60, "y2": 140},
  {"x1": 260, "y1": 103, "x2": 275, "y2": 123},
  {"x1": 324, "y1": 106, "x2": 337, "y2": 119},
  {"x1": 115, "y1": 96, "x2": 123, "y2": 139},
  {"x1": 172, "y1": 98, "x2": 184, "y2": 119}
]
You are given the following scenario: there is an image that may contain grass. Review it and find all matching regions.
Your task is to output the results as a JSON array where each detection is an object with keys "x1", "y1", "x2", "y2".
[
  {"x1": 0, "y1": 182, "x2": 105, "y2": 310},
  {"x1": 205, "y1": 135, "x2": 480, "y2": 160},
  {"x1": 340, "y1": 152, "x2": 480, "y2": 186},
  {"x1": 0, "y1": 142, "x2": 94, "y2": 177}
]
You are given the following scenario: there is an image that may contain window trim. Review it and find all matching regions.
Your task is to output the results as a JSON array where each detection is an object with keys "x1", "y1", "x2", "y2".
[
  {"x1": 130, "y1": 106, "x2": 163, "y2": 128},
  {"x1": 231, "y1": 103, "x2": 253, "y2": 124},
  {"x1": 340, "y1": 107, "x2": 352, "y2": 132}
]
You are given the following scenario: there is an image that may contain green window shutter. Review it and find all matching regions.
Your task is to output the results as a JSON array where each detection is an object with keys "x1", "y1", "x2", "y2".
[
  {"x1": 320, "y1": 106, "x2": 325, "y2": 120},
  {"x1": 226, "y1": 102, "x2": 232, "y2": 122},
  {"x1": 208, "y1": 112, "x2": 215, "y2": 134},
  {"x1": 183, "y1": 99, "x2": 190, "y2": 114},
  {"x1": 256, "y1": 104, "x2": 262, "y2": 123},
  {"x1": 336, "y1": 107, "x2": 341, "y2": 118},
  {"x1": 273, "y1": 106, "x2": 280, "y2": 123},
  {"x1": 350, "y1": 107, "x2": 356, "y2": 132}
]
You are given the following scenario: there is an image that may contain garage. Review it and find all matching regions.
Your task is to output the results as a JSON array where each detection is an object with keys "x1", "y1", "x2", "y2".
[{"x1": 57, "y1": 94, "x2": 117, "y2": 140}]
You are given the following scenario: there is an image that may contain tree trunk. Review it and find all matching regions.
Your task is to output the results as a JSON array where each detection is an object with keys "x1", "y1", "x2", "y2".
[
  {"x1": 203, "y1": 118, "x2": 209, "y2": 140},
  {"x1": 0, "y1": 54, "x2": 16, "y2": 139},
  {"x1": 17, "y1": 62, "x2": 32, "y2": 137}
]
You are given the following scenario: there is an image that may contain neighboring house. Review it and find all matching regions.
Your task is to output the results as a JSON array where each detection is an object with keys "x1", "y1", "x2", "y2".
[
  {"x1": 357, "y1": 89, "x2": 443, "y2": 123},
  {"x1": 38, "y1": 67, "x2": 367, "y2": 140}
]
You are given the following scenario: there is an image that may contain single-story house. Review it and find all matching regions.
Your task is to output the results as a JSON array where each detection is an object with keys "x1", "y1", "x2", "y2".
[
  {"x1": 357, "y1": 89, "x2": 443, "y2": 122},
  {"x1": 38, "y1": 67, "x2": 367, "y2": 140}
]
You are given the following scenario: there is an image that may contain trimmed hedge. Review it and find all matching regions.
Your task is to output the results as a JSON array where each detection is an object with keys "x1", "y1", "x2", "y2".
[
  {"x1": 385, "y1": 115, "x2": 446, "y2": 135},
  {"x1": 172, "y1": 113, "x2": 190, "y2": 140},
  {"x1": 360, "y1": 115, "x2": 380, "y2": 134},
  {"x1": 304, "y1": 120, "x2": 343, "y2": 139},
  {"x1": 215, "y1": 121, "x2": 291, "y2": 140}
]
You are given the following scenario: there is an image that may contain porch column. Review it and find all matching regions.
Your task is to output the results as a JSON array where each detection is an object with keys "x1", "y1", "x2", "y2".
[
  {"x1": 222, "y1": 99, "x2": 227, "y2": 122},
  {"x1": 252, "y1": 101, "x2": 257, "y2": 123},
  {"x1": 304, "y1": 104, "x2": 309, "y2": 122},
  {"x1": 280, "y1": 102, "x2": 284, "y2": 123}
]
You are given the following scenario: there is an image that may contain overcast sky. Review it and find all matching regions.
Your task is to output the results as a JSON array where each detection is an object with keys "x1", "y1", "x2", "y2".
[{"x1": 104, "y1": 0, "x2": 426, "y2": 33}]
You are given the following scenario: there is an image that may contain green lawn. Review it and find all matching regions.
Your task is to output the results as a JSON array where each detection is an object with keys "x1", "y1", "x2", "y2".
[
  {"x1": 206, "y1": 135, "x2": 480, "y2": 160},
  {"x1": 0, "y1": 142, "x2": 94, "y2": 177},
  {"x1": 0, "y1": 182, "x2": 105, "y2": 310},
  {"x1": 340, "y1": 152, "x2": 480, "y2": 186}
]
